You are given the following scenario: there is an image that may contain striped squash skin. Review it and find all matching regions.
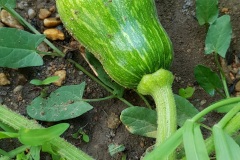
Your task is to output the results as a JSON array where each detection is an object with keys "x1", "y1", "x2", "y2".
[{"x1": 56, "y1": 0, "x2": 173, "y2": 88}]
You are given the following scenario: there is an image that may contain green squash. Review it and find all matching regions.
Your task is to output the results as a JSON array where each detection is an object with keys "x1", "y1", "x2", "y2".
[{"x1": 56, "y1": 0, "x2": 173, "y2": 88}]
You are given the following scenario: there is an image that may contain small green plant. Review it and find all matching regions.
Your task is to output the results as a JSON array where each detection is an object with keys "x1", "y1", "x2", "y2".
[
  {"x1": 178, "y1": 86, "x2": 195, "y2": 99},
  {"x1": 30, "y1": 76, "x2": 60, "y2": 86},
  {"x1": 72, "y1": 127, "x2": 90, "y2": 143},
  {"x1": 0, "y1": 105, "x2": 93, "y2": 160},
  {"x1": 108, "y1": 143, "x2": 125, "y2": 157}
]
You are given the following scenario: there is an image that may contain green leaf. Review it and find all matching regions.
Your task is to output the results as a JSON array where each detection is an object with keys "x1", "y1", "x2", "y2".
[
  {"x1": 196, "y1": 0, "x2": 218, "y2": 25},
  {"x1": 18, "y1": 123, "x2": 69, "y2": 146},
  {"x1": 0, "y1": 131, "x2": 18, "y2": 139},
  {"x1": 108, "y1": 144, "x2": 125, "y2": 157},
  {"x1": 178, "y1": 87, "x2": 195, "y2": 99},
  {"x1": 213, "y1": 126, "x2": 240, "y2": 160},
  {"x1": 85, "y1": 50, "x2": 124, "y2": 97},
  {"x1": 120, "y1": 106, "x2": 157, "y2": 138},
  {"x1": 0, "y1": 27, "x2": 44, "y2": 68},
  {"x1": 29, "y1": 146, "x2": 41, "y2": 160},
  {"x1": 27, "y1": 83, "x2": 93, "y2": 121},
  {"x1": 0, "y1": 0, "x2": 16, "y2": 9},
  {"x1": 30, "y1": 76, "x2": 59, "y2": 86},
  {"x1": 183, "y1": 120, "x2": 209, "y2": 160},
  {"x1": 82, "y1": 134, "x2": 90, "y2": 143},
  {"x1": 205, "y1": 15, "x2": 232, "y2": 58},
  {"x1": 194, "y1": 65, "x2": 223, "y2": 96},
  {"x1": 42, "y1": 143, "x2": 58, "y2": 156},
  {"x1": 121, "y1": 97, "x2": 200, "y2": 138},
  {"x1": 175, "y1": 94, "x2": 202, "y2": 126}
]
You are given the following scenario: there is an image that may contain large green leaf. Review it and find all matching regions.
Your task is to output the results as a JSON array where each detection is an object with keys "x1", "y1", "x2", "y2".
[
  {"x1": 27, "y1": 83, "x2": 93, "y2": 121},
  {"x1": 213, "y1": 126, "x2": 240, "y2": 160},
  {"x1": 0, "y1": 0, "x2": 16, "y2": 9},
  {"x1": 0, "y1": 27, "x2": 44, "y2": 68},
  {"x1": 205, "y1": 15, "x2": 232, "y2": 58},
  {"x1": 183, "y1": 120, "x2": 209, "y2": 160},
  {"x1": 121, "y1": 96, "x2": 200, "y2": 138},
  {"x1": 194, "y1": 65, "x2": 223, "y2": 96},
  {"x1": 120, "y1": 106, "x2": 157, "y2": 138},
  {"x1": 175, "y1": 95, "x2": 202, "y2": 126},
  {"x1": 196, "y1": 0, "x2": 218, "y2": 25},
  {"x1": 18, "y1": 123, "x2": 69, "y2": 146}
]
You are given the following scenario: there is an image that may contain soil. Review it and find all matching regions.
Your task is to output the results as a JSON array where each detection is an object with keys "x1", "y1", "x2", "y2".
[{"x1": 0, "y1": 0, "x2": 240, "y2": 160}]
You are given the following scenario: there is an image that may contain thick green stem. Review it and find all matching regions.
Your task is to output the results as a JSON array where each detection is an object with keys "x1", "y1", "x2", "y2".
[
  {"x1": 137, "y1": 69, "x2": 176, "y2": 160},
  {"x1": 0, "y1": 105, "x2": 93, "y2": 160}
]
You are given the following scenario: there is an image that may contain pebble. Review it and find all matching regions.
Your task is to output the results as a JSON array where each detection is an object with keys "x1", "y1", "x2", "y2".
[
  {"x1": 43, "y1": 28, "x2": 65, "y2": 40},
  {"x1": 17, "y1": 1, "x2": 28, "y2": 10},
  {"x1": 28, "y1": 8, "x2": 36, "y2": 19},
  {"x1": 0, "y1": 10, "x2": 24, "y2": 29},
  {"x1": 43, "y1": 17, "x2": 62, "y2": 27},
  {"x1": 39, "y1": 9, "x2": 51, "y2": 20},
  {"x1": 221, "y1": 8, "x2": 230, "y2": 14},
  {"x1": 235, "y1": 81, "x2": 240, "y2": 92},
  {"x1": 37, "y1": 42, "x2": 49, "y2": 53},
  {"x1": 107, "y1": 112, "x2": 121, "y2": 129},
  {"x1": 0, "y1": 73, "x2": 10, "y2": 86},
  {"x1": 53, "y1": 70, "x2": 66, "y2": 86},
  {"x1": 13, "y1": 85, "x2": 23, "y2": 94},
  {"x1": 200, "y1": 99, "x2": 207, "y2": 106}
]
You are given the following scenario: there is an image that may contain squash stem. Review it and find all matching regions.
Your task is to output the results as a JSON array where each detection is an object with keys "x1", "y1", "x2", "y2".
[{"x1": 137, "y1": 69, "x2": 177, "y2": 160}]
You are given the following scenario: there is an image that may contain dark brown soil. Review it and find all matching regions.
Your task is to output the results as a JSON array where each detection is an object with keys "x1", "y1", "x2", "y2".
[{"x1": 0, "y1": 0, "x2": 240, "y2": 159}]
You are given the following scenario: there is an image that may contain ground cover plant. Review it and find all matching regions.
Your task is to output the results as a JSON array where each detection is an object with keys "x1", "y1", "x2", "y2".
[{"x1": 0, "y1": 0, "x2": 240, "y2": 159}]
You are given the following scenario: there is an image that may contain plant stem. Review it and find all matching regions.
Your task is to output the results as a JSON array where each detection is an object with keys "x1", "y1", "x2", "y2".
[
  {"x1": 7, "y1": 145, "x2": 30, "y2": 158},
  {"x1": 0, "y1": 105, "x2": 93, "y2": 160},
  {"x1": 198, "y1": 112, "x2": 240, "y2": 159},
  {"x1": 135, "y1": 90, "x2": 152, "y2": 109},
  {"x1": 214, "y1": 53, "x2": 230, "y2": 98},
  {"x1": 138, "y1": 69, "x2": 176, "y2": 160},
  {"x1": 217, "y1": 103, "x2": 240, "y2": 128},
  {"x1": 83, "y1": 95, "x2": 115, "y2": 102},
  {"x1": 0, "y1": 148, "x2": 10, "y2": 157},
  {"x1": 191, "y1": 97, "x2": 240, "y2": 122}
]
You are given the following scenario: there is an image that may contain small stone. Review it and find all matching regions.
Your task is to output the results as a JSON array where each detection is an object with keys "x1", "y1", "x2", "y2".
[
  {"x1": 43, "y1": 28, "x2": 65, "y2": 40},
  {"x1": 13, "y1": 85, "x2": 23, "y2": 94},
  {"x1": 200, "y1": 99, "x2": 207, "y2": 106},
  {"x1": 37, "y1": 42, "x2": 49, "y2": 52},
  {"x1": 39, "y1": 9, "x2": 51, "y2": 20},
  {"x1": 43, "y1": 17, "x2": 62, "y2": 27},
  {"x1": 17, "y1": 74, "x2": 27, "y2": 85},
  {"x1": 235, "y1": 81, "x2": 240, "y2": 92},
  {"x1": 221, "y1": 8, "x2": 229, "y2": 14},
  {"x1": 0, "y1": 10, "x2": 24, "y2": 29},
  {"x1": 17, "y1": 1, "x2": 28, "y2": 10},
  {"x1": 53, "y1": 70, "x2": 66, "y2": 86},
  {"x1": 49, "y1": 6, "x2": 56, "y2": 13},
  {"x1": 28, "y1": 8, "x2": 36, "y2": 19},
  {"x1": 107, "y1": 112, "x2": 121, "y2": 129},
  {"x1": 0, "y1": 73, "x2": 10, "y2": 86}
]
